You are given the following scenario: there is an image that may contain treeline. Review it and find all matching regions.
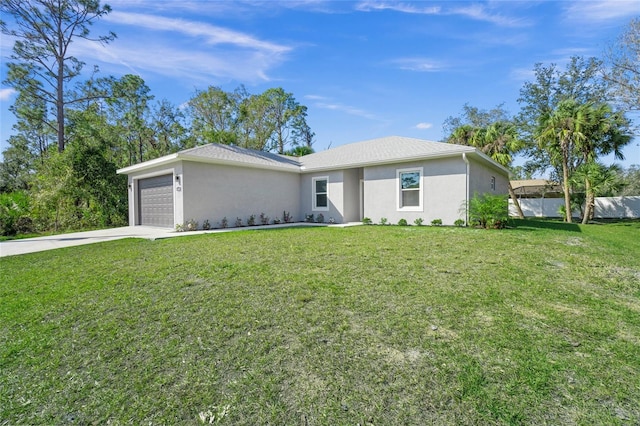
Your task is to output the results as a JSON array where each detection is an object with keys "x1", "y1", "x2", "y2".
[{"x1": 0, "y1": 77, "x2": 314, "y2": 235}]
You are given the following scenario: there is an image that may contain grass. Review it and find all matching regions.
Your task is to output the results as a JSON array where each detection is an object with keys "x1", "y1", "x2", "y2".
[{"x1": 1, "y1": 220, "x2": 639, "y2": 425}]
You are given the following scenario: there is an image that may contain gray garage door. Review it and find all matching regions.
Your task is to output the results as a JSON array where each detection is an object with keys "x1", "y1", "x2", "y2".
[{"x1": 138, "y1": 174, "x2": 174, "y2": 227}]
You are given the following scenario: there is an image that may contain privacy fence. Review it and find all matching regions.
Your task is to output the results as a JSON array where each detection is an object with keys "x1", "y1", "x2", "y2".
[{"x1": 509, "y1": 196, "x2": 640, "y2": 219}]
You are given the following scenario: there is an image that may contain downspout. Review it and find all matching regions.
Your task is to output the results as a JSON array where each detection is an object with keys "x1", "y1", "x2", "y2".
[{"x1": 462, "y1": 153, "x2": 470, "y2": 225}]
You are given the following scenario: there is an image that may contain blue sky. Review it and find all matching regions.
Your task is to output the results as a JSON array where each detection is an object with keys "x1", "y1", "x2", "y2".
[{"x1": 1, "y1": 0, "x2": 639, "y2": 171}]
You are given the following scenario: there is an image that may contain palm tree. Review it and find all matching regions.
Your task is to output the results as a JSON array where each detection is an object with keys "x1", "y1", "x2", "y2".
[
  {"x1": 574, "y1": 103, "x2": 631, "y2": 222},
  {"x1": 571, "y1": 162, "x2": 623, "y2": 222},
  {"x1": 536, "y1": 99, "x2": 589, "y2": 223},
  {"x1": 449, "y1": 122, "x2": 526, "y2": 218}
]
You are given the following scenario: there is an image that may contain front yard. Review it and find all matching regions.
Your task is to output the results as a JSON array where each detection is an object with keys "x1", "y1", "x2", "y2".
[{"x1": 1, "y1": 220, "x2": 639, "y2": 424}]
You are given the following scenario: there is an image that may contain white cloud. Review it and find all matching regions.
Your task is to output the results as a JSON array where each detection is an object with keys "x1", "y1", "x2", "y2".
[
  {"x1": 564, "y1": 0, "x2": 639, "y2": 23},
  {"x1": 355, "y1": 1, "x2": 530, "y2": 27},
  {"x1": 392, "y1": 57, "x2": 447, "y2": 72},
  {"x1": 415, "y1": 122, "x2": 433, "y2": 130},
  {"x1": 105, "y1": 12, "x2": 291, "y2": 54},
  {"x1": 0, "y1": 88, "x2": 17, "y2": 101},
  {"x1": 309, "y1": 96, "x2": 378, "y2": 120}
]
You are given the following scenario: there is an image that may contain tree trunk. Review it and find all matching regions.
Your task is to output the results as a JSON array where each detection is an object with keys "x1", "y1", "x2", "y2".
[
  {"x1": 582, "y1": 179, "x2": 593, "y2": 224},
  {"x1": 508, "y1": 182, "x2": 525, "y2": 219},
  {"x1": 562, "y1": 148, "x2": 572, "y2": 223},
  {"x1": 57, "y1": 60, "x2": 65, "y2": 152}
]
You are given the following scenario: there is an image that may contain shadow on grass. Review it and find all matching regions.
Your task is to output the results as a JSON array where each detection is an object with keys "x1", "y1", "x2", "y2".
[{"x1": 510, "y1": 218, "x2": 582, "y2": 233}]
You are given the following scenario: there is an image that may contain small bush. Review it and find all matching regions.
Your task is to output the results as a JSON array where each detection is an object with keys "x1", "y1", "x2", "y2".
[
  {"x1": 316, "y1": 213, "x2": 324, "y2": 223},
  {"x1": 202, "y1": 219, "x2": 211, "y2": 230},
  {"x1": 247, "y1": 214, "x2": 256, "y2": 226},
  {"x1": 220, "y1": 217, "x2": 228, "y2": 228},
  {"x1": 185, "y1": 219, "x2": 198, "y2": 231},
  {"x1": 260, "y1": 213, "x2": 270, "y2": 225},
  {"x1": 468, "y1": 192, "x2": 508, "y2": 229},
  {"x1": 379, "y1": 217, "x2": 388, "y2": 226},
  {"x1": 454, "y1": 219, "x2": 465, "y2": 227},
  {"x1": 431, "y1": 218, "x2": 442, "y2": 226},
  {"x1": 273, "y1": 217, "x2": 282, "y2": 224},
  {"x1": 414, "y1": 218, "x2": 424, "y2": 226},
  {"x1": 235, "y1": 217, "x2": 243, "y2": 227},
  {"x1": 283, "y1": 211, "x2": 293, "y2": 223},
  {"x1": 175, "y1": 223, "x2": 185, "y2": 232},
  {"x1": 397, "y1": 218, "x2": 408, "y2": 226},
  {"x1": 328, "y1": 217, "x2": 335, "y2": 224},
  {"x1": 0, "y1": 191, "x2": 32, "y2": 236},
  {"x1": 305, "y1": 213, "x2": 315, "y2": 223},
  {"x1": 362, "y1": 217, "x2": 372, "y2": 225}
]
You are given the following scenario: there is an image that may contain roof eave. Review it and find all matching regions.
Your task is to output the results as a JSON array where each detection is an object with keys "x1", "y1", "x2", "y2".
[
  {"x1": 178, "y1": 153, "x2": 301, "y2": 173},
  {"x1": 116, "y1": 153, "x2": 179, "y2": 175}
]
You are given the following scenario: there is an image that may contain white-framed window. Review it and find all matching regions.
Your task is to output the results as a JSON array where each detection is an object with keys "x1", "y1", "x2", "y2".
[
  {"x1": 312, "y1": 176, "x2": 329, "y2": 211},
  {"x1": 397, "y1": 167, "x2": 423, "y2": 211},
  {"x1": 490, "y1": 176, "x2": 496, "y2": 191}
]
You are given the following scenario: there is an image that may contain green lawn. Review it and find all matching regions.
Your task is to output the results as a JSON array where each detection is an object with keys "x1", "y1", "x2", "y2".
[{"x1": 1, "y1": 220, "x2": 639, "y2": 425}]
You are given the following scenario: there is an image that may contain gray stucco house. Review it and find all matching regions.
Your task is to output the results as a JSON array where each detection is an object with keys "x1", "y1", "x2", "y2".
[{"x1": 116, "y1": 136, "x2": 510, "y2": 228}]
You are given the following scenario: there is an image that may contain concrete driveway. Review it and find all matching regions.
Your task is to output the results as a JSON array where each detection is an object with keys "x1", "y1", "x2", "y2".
[{"x1": 0, "y1": 226, "x2": 176, "y2": 258}]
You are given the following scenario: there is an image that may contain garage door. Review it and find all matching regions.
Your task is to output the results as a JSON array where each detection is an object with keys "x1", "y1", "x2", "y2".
[{"x1": 138, "y1": 174, "x2": 174, "y2": 227}]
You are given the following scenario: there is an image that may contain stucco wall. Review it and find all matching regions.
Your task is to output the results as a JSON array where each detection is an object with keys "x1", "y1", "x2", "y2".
[
  {"x1": 363, "y1": 158, "x2": 468, "y2": 225},
  {"x1": 467, "y1": 157, "x2": 509, "y2": 197},
  {"x1": 343, "y1": 168, "x2": 361, "y2": 222},
  {"x1": 300, "y1": 170, "x2": 345, "y2": 222},
  {"x1": 182, "y1": 162, "x2": 300, "y2": 227}
]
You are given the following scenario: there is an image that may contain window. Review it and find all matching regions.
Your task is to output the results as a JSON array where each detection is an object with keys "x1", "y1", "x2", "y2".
[
  {"x1": 490, "y1": 176, "x2": 496, "y2": 191},
  {"x1": 397, "y1": 167, "x2": 423, "y2": 211},
  {"x1": 313, "y1": 177, "x2": 328, "y2": 211}
]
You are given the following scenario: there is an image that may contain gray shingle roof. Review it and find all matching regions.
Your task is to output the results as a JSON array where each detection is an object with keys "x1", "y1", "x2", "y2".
[
  {"x1": 179, "y1": 143, "x2": 301, "y2": 172},
  {"x1": 299, "y1": 136, "x2": 475, "y2": 171},
  {"x1": 118, "y1": 136, "x2": 507, "y2": 175}
]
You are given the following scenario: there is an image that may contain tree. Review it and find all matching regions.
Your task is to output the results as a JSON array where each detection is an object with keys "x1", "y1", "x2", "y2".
[
  {"x1": 536, "y1": 99, "x2": 589, "y2": 223},
  {"x1": 187, "y1": 86, "x2": 239, "y2": 145},
  {"x1": 517, "y1": 56, "x2": 607, "y2": 179},
  {"x1": 571, "y1": 162, "x2": 623, "y2": 222},
  {"x1": 443, "y1": 103, "x2": 510, "y2": 138},
  {"x1": 150, "y1": 99, "x2": 189, "y2": 155},
  {"x1": 1, "y1": 0, "x2": 115, "y2": 152},
  {"x1": 107, "y1": 74, "x2": 154, "y2": 165},
  {"x1": 605, "y1": 18, "x2": 640, "y2": 113},
  {"x1": 262, "y1": 88, "x2": 306, "y2": 154}
]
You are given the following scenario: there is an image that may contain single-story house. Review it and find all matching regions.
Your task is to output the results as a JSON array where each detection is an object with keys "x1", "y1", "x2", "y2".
[{"x1": 116, "y1": 136, "x2": 510, "y2": 228}]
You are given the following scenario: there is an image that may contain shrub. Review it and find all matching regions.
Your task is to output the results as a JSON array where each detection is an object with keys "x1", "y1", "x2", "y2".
[
  {"x1": 175, "y1": 223, "x2": 185, "y2": 232},
  {"x1": 283, "y1": 211, "x2": 293, "y2": 223},
  {"x1": 305, "y1": 213, "x2": 315, "y2": 223},
  {"x1": 468, "y1": 192, "x2": 508, "y2": 229},
  {"x1": 185, "y1": 219, "x2": 198, "y2": 231},
  {"x1": 379, "y1": 217, "x2": 388, "y2": 226},
  {"x1": 431, "y1": 218, "x2": 442, "y2": 226},
  {"x1": 202, "y1": 219, "x2": 211, "y2": 230},
  {"x1": 454, "y1": 219, "x2": 465, "y2": 227},
  {"x1": 235, "y1": 217, "x2": 243, "y2": 227},
  {"x1": 362, "y1": 217, "x2": 372, "y2": 225},
  {"x1": 273, "y1": 217, "x2": 282, "y2": 224},
  {"x1": 414, "y1": 218, "x2": 424, "y2": 226},
  {"x1": 0, "y1": 191, "x2": 32, "y2": 236},
  {"x1": 328, "y1": 217, "x2": 335, "y2": 224},
  {"x1": 220, "y1": 217, "x2": 228, "y2": 228},
  {"x1": 397, "y1": 218, "x2": 408, "y2": 226},
  {"x1": 247, "y1": 214, "x2": 256, "y2": 226},
  {"x1": 316, "y1": 213, "x2": 324, "y2": 223},
  {"x1": 259, "y1": 212, "x2": 270, "y2": 225}
]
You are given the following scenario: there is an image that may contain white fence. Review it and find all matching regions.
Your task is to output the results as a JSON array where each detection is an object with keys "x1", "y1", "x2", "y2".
[{"x1": 509, "y1": 196, "x2": 640, "y2": 219}]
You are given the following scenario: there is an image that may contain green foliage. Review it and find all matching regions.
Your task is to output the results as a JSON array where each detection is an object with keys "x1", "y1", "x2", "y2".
[
  {"x1": 454, "y1": 219, "x2": 466, "y2": 227},
  {"x1": 397, "y1": 218, "x2": 408, "y2": 226},
  {"x1": 413, "y1": 218, "x2": 424, "y2": 226},
  {"x1": 468, "y1": 193, "x2": 508, "y2": 229},
  {"x1": 362, "y1": 217, "x2": 372, "y2": 225},
  {"x1": 0, "y1": 191, "x2": 32, "y2": 236},
  {"x1": 202, "y1": 219, "x2": 211, "y2": 230},
  {"x1": 220, "y1": 217, "x2": 228, "y2": 228},
  {"x1": 431, "y1": 218, "x2": 443, "y2": 226},
  {"x1": 185, "y1": 219, "x2": 199, "y2": 231},
  {"x1": 379, "y1": 217, "x2": 388, "y2": 225},
  {"x1": 259, "y1": 213, "x2": 270, "y2": 225},
  {"x1": 305, "y1": 213, "x2": 315, "y2": 223},
  {"x1": 234, "y1": 217, "x2": 243, "y2": 227},
  {"x1": 316, "y1": 213, "x2": 324, "y2": 223},
  {"x1": 283, "y1": 211, "x2": 293, "y2": 223},
  {"x1": 247, "y1": 214, "x2": 256, "y2": 226}
]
